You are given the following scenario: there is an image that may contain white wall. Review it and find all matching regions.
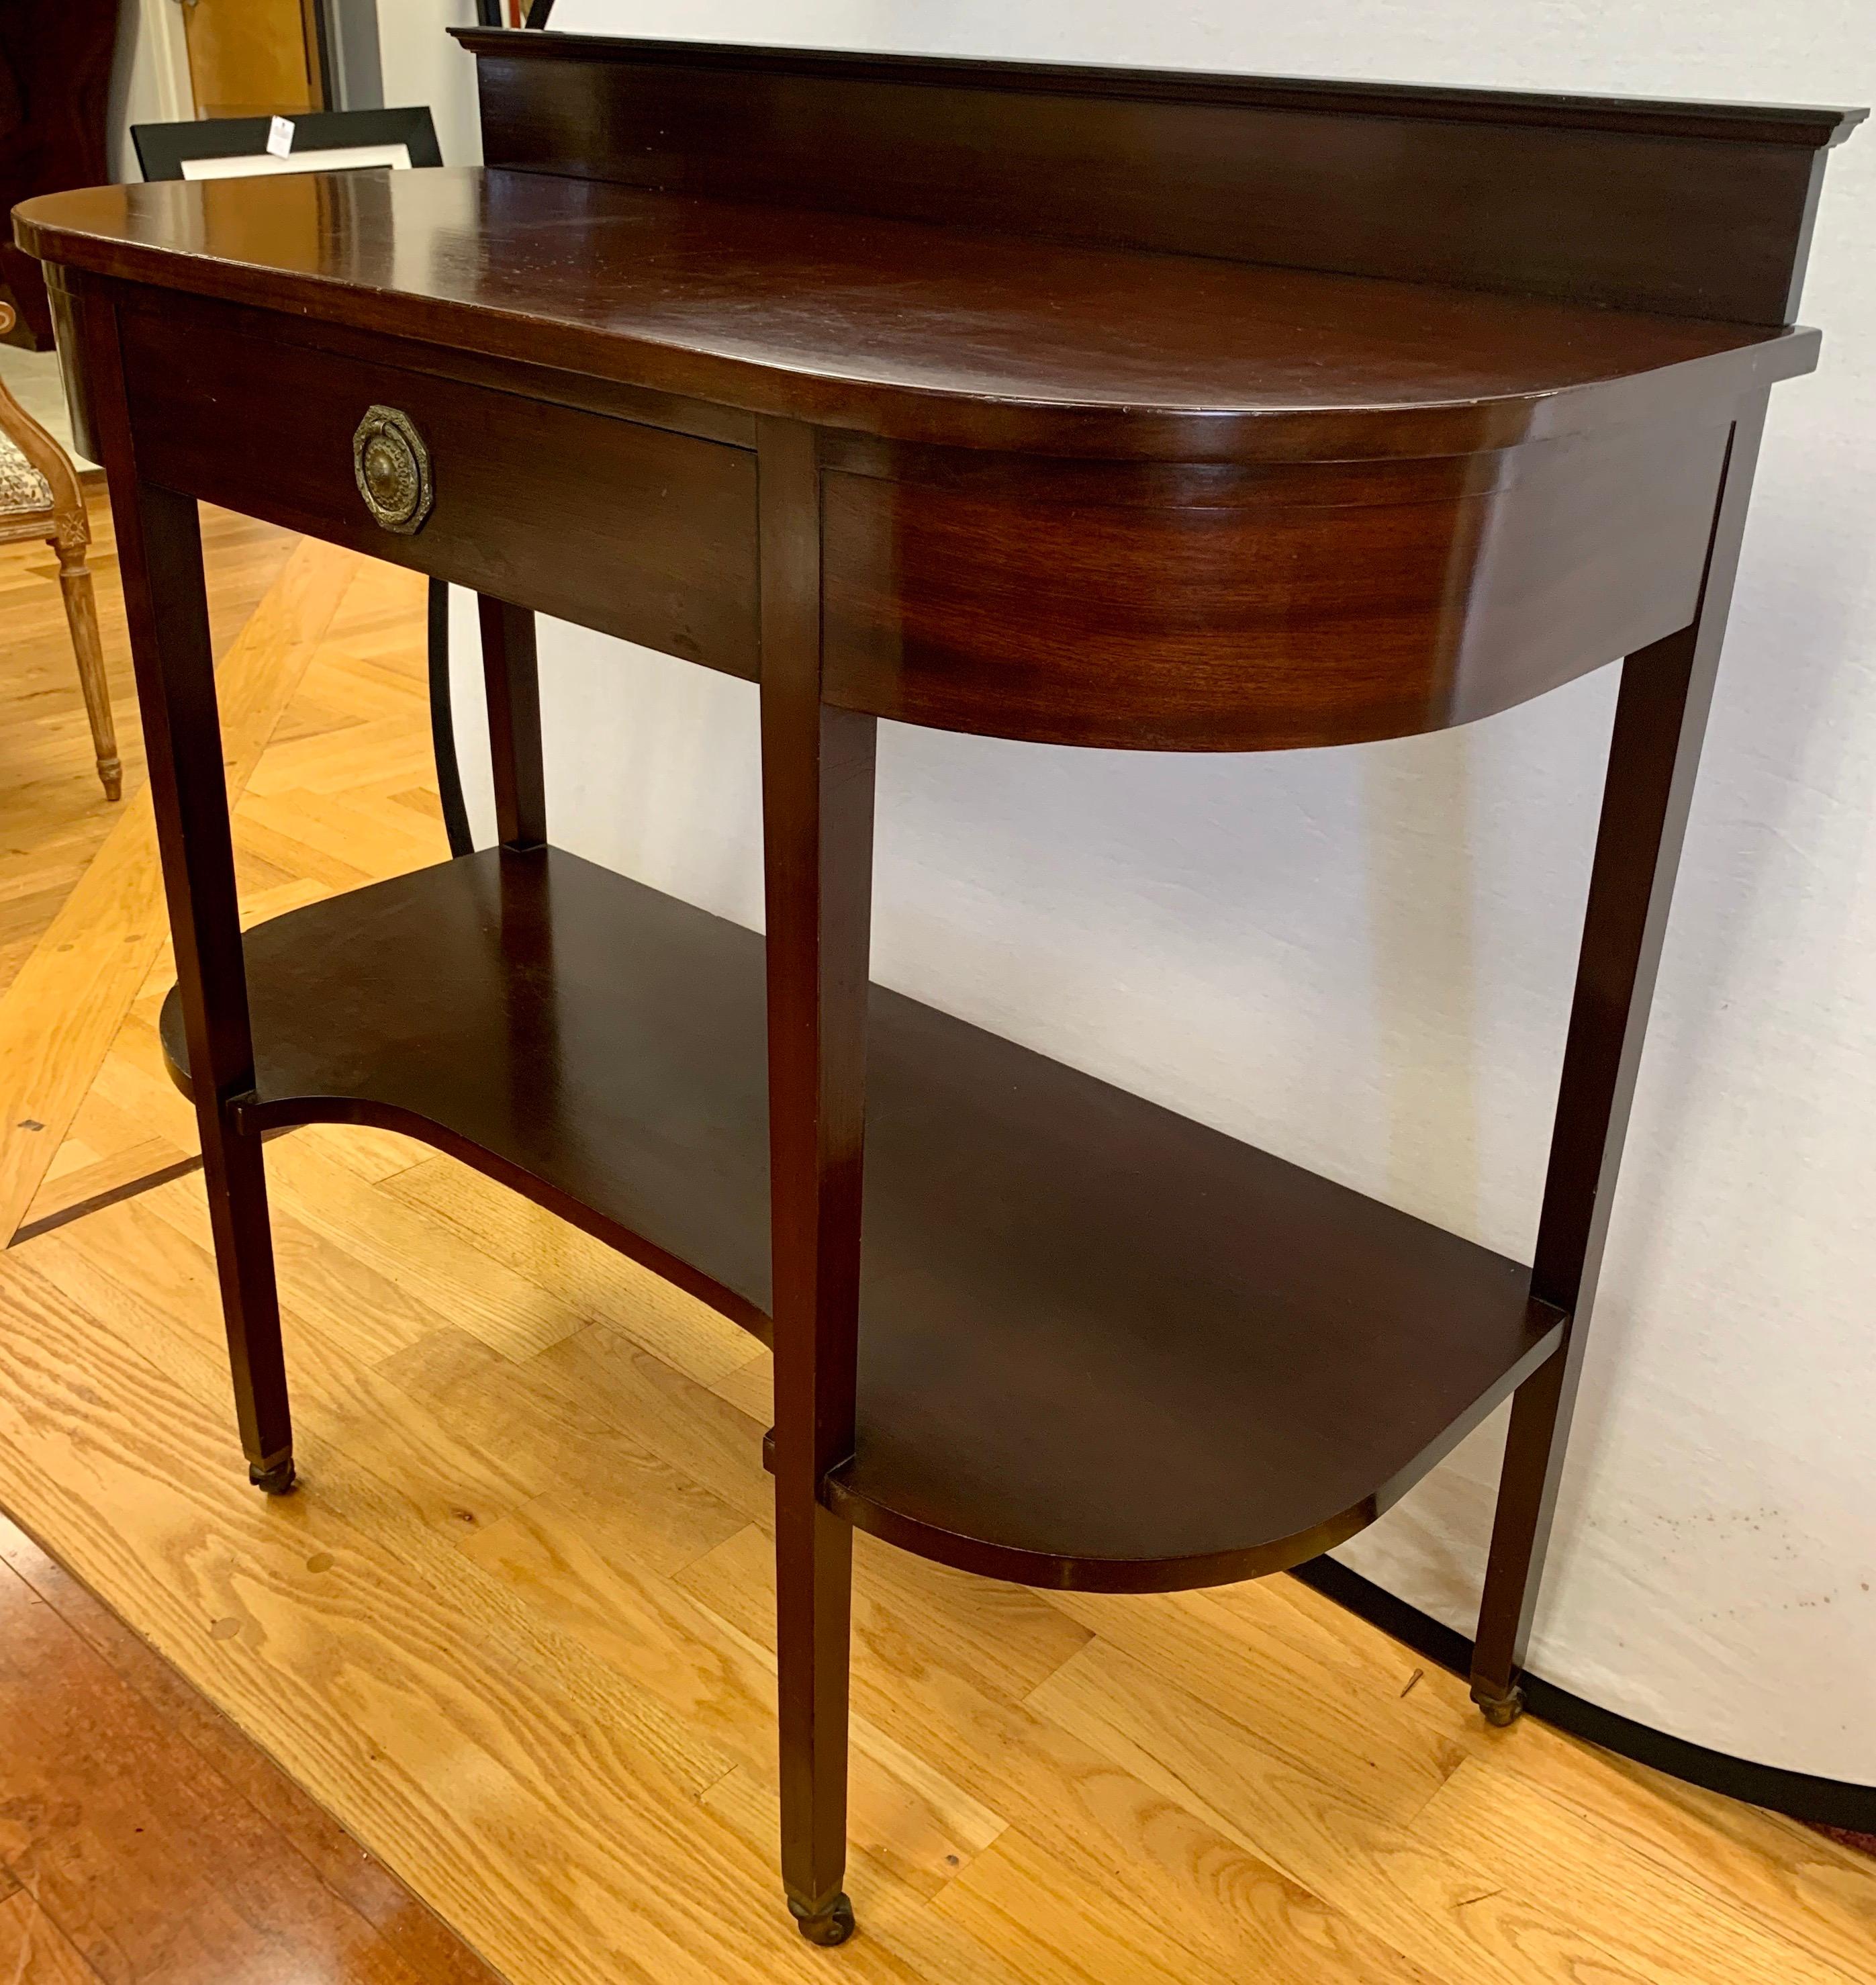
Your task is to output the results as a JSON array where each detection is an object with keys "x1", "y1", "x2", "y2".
[
  {"x1": 111, "y1": 0, "x2": 193, "y2": 181},
  {"x1": 373, "y1": 0, "x2": 483, "y2": 165},
  {"x1": 447, "y1": 0, "x2": 1876, "y2": 1779}
]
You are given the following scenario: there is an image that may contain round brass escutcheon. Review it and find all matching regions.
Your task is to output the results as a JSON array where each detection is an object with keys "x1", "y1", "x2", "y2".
[{"x1": 351, "y1": 404, "x2": 432, "y2": 535}]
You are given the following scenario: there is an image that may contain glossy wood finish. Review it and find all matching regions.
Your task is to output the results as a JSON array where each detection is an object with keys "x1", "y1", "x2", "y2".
[
  {"x1": 0, "y1": 1509, "x2": 506, "y2": 1985},
  {"x1": 16, "y1": 186, "x2": 1813, "y2": 749},
  {"x1": 13, "y1": 171, "x2": 1820, "y2": 462},
  {"x1": 154, "y1": 843, "x2": 1563, "y2": 1591},
  {"x1": 822, "y1": 422, "x2": 1731, "y2": 750},
  {"x1": 1471, "y1": 401, "x2": 1768, "y2": 1718},
  {"x1": 463, "y1": 27, "x2": 1861, "y2": 323},
  {"x1": 113, "y1": 286, "x2": 761, "y2": 678},
  {"x1": 8, "y1": 590, "x2": 1874, "y2": 1982},
  {"x1": 477, "y1": 594, "x2": 547, "y2": 849},
  {"x1": 16, "y1": 29, "x2": 1859, "y2": 1947},
  {"x1": 759, "y1": 418, "x2": 874, "y2": 1935},
  {"x1": 75, "y1": 298, "x2": 293, "y2": 1491}
]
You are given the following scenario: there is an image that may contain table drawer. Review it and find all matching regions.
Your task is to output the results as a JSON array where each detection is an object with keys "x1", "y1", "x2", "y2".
[{"x1": 117, "y1": 293, "x2": 759, "y2": 678}]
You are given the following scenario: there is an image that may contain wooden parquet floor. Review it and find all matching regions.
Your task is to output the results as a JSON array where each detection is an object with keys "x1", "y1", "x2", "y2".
[
  {"x1": 0, "y1": 498, "x2": 295, "y2": 997},
  {"x1": 0, "y1": 525, "x2": 1871, "y2": 1985}
]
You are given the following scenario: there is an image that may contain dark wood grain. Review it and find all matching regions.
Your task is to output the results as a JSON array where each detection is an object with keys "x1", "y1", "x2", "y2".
[
  {"x1": 0, "y1": 0, "x2": 117, "y2": 346},
  {"x1": 13, "y1": 175, "x2": 1818, "y2": 463},
  {"x1": 18, "y1": 37, "x2": 1859, "y2": 1932},
  {"x1": 0, "y1": 1509, "x2": 506, "y2": 1985},
  {"x1": 1470, "y1": 399, "x2": 1768, "y2": 1717},
  {"x1": 822, "y1": 420, "x2": 1731, "y2": 750},
  {"x1": 156, "y1": 846, "x2": 1563, "y2": 1593},
  {"x1": 757, "y1": 418, "x2": 872, "y2": 1935},
  {"x1": 461, "y1": 25, "x2": 1861, "y2": 146},
  {"x1": 477, "y1": 597, "x2": 545, "y2": 850},
  {"x1": 74, "y1": 292, "x2": 294, "y2": 1489},
  {"x1": 113, "y1": 285, "x2": 760, "y2": 678},
  {"x1": 463, "y1": 28, "x2": 1861, "y2": 324},
  {"x1": 56, "y1": 261, "x2": 757, "y2": 454}
]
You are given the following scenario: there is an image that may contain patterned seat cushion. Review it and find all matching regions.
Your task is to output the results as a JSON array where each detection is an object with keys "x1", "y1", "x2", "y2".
[{"x1": 1, "y1": 426, "x2": 53, "y2": 514}]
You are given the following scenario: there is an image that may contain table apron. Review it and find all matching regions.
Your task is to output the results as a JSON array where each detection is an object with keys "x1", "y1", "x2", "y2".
[
  {"x1": 101, "y1": 282, "x2": 1730, "y2": 750},
  {"x1": 114, "y1": 290, "x2": 762, "y2": 681}
]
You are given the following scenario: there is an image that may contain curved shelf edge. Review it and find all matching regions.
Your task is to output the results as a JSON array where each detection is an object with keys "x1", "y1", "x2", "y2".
[
  {"x1": 749, "y1": 1296, "x2": 1564, "y2": 1591},
  {"x1": 808, "y1": 1312, "x2": 1564, "y2": 1593},
  {"x1": 157, "y1": 994, "x2": 775, "y2": 1346},
  {"x1": 821, "y1": 1455, "x2": 1375, "y2": 1593},
  {"x1": 827, "y1": 1486, "x2": 1370, "y2": 1596},
  {"x1": 162, "y1": 848, "x2": 1564, "y2": 1595}
]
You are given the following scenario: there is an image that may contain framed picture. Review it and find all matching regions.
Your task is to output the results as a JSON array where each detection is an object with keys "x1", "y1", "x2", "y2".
[{"x1": 132, "y1": 106, "x2": 442, "y2": 185}]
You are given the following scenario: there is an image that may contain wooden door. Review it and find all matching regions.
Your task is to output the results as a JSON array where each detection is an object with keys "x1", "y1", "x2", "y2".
[{"x1": 179, "y1": 0, "x2": 326, "y2": 120}]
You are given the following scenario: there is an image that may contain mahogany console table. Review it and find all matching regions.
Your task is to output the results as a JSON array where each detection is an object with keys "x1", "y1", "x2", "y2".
[{"x1": 16, "y1": 31, "x2": 1861, "y2": 1947}]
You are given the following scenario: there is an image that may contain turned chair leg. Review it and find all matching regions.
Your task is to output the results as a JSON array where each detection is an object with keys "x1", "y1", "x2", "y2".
[{"x1": 51, "y1": 528, "x2": 121, "y2": 800}]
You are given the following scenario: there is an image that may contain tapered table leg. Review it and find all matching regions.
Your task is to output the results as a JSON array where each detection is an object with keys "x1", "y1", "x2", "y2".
[
  {"x1": 758, "y1": 418, "x2": 874, "y2": 1945},
  {"x1": 477, "y1": 596, "x2": 545, "y2": 851},
  {"x1": 82, "y1": 300, "x2": 292, "y2": 1491},
  {"x1": 1471, "y1": 397, "x2": 1769, "y2": 1718}
]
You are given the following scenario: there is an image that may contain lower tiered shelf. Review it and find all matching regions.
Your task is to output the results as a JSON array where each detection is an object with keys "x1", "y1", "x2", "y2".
[{"x1": 161, "y1": 845, "x2": 1562, "y2": 1592}]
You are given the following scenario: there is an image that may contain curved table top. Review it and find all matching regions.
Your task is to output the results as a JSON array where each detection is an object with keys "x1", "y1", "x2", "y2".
[{"x1": 16, "y1": 167, "x2": 1815, "y2": 462}]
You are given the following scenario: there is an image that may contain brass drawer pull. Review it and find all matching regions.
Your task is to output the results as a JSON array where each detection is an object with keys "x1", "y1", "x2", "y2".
[{"x1": 352, "y1": 404, "x2": 432, "y2": 534}]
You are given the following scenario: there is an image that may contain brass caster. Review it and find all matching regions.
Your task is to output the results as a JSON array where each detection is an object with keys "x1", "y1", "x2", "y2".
[
  {"x1": 249, "y1": 1457, "x2": 297, "y2": 1496},
  {"x1": 789, "y1": 1893, "x2": 856, "y2": 1947},
  {"x1": 1473, "y1": 1683, "x2": 1525, "y2": 1728}
]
